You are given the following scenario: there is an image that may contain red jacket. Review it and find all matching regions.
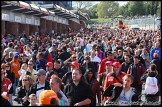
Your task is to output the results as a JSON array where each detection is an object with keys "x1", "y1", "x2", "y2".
[
  {"x1": 103, "y1": 72, "x2": 126, "y2": 91},
  {"x1": 98, "y1": 58, "x2": 117, "y2": 74}
]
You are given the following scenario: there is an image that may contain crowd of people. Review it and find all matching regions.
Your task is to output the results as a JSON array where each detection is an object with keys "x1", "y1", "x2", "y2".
[{"x1": 1, "y1": 27, "x2": 161, "y2": 106}]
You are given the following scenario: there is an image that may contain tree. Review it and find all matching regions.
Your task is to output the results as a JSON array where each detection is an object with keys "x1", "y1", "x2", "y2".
[
  {"x1": 128, "y1": 1, "x2": 145, "y2": 16},
  {"x1": 73, "y1": 1, "x2": 93, "y2": 11},
  {"x1": 96, "y1": 1, "x2": 119, "y2": 18}
]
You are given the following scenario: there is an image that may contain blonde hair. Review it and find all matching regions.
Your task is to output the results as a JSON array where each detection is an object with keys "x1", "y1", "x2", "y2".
[
  {"x1": 20, "y1": 63, "x2": 28, "y2": 70},
  {"x1": 21, "y1": 75, "x2": 33, "y2": 86}
]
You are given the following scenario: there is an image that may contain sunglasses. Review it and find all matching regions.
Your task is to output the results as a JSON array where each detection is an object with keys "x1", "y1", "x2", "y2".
[
  {"x1": 5, "y1": 66, "x2": 10, "y2": 67},
  {"x1": 28, "y1": 64, "x2": 32, "y2": 65},
  {"x1": 23, "y1": 79, "x2": 28, "y2": 81}
]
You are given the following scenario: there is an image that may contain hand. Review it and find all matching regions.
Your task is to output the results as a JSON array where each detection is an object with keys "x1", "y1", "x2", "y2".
[{"x1": 74, "y1": 102, "x2": 81, "y2": 106}]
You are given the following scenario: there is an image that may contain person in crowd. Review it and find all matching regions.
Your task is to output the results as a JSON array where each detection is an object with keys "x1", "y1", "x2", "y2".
[
  {"x1": 98, "y1": 51, "x2": 117, "y2": 75},
  {"x1": 28, "y1": 94, "x2": 39, "y2": 106},
  {"x1": 39, "y1": 90, "x2": 59, "y2": 106},
  {"x1": 15, "y1": 75, "x2": 33, "y2": 106},
  {"x1": 84, "y1": 68, "x2": 101, "y2": 106},
  {"x1": 18, "y1": 63, "x2": 28, "y2": 86},
  {"x1": 62, "y1": 61, "x2": 80, "y2": 85},
  {"x1": 19, "y1": 53, "x2": 29, "y2": 66},
  {"x1": 50, "y1": 76, "x2": 69, "y2": 106},
  {"x1": 58, "y1": 46, "x2": 71, "y2": 62},
  {"x1": 121, "y1": 55, "x2": 132, "y2": 73},
  {"x1": 4, "y1": 62, "x2": 15, "y2": 105},
  {"x1": 96, "y1": 45, "x2": 105, "y2": 61},
  {"x1": 98, "y1": 61, "x2": 113, "y2": 101},
  {"x1": 10, "y1": 54, "x2": 20, "y2": 95},
  {"x1": 104, "y1": 74, "x2": 138, "y2": 106},
  {"x1": 116, "y1": 49, "x2": 124, "y2": 64},
  {"x1": 53, "y1": 60, "x2": 67, "y2": 79},
  {"x1": 46, "y1": 62, "x2": 56, "y2": 81},
  {"x1": 127, "y1": 55, "x2": 146, "y2": 98},
  {"x1": 80, "y1": 55, "x2": 95, "y2": 75},
  {"x1": 28, "y1": 69, "x2": 50, "y2": 103},
  {"x1": 64, "y1": 69, "x2": 93, "y2": 106},
  {"x1": 140, "y1": 48, "x2": 151, "y2": 69},
  {"x1": 3, "y1": 42, "x2": 14, "y2": 56},
  {"x1": 1, "y1": 69, "x2": 12, "y2": 105},
  {"x1": 35, "y1": 52, "x2": 47, "y2": 71},
  {"x1": 150, "y1": 42, "x2": 161, "y2": 60},
  {"x1": 1, "y1": 85, "x2": 12, "y2": 106},
  {"x1": 141, "y1": 64, "x2": 160, "y2": 103},
  {"x1": 150, "y1": 52, "x2": 161, "y2": 74},
  {"x1": 27, "y1": 60, "x2": 37, "y2": 83},
  {"x1": 103, "y1": 62, "x2": 126, "y2": 101}
]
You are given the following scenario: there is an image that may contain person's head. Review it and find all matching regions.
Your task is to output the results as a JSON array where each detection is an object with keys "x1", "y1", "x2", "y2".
[
  {"x1": 21, "y1": 75, "x2": 33, "y2": 86},
  {"x1": 112, "y1": 62, "x2": 121, "y2": 74},
  {"x1": 28, "y1": 94, "x2": 37, "y2": 105},
  {"x1": 90, "y1": 50, "x2": 96, "y2": 58},
  {"x1": 5, "y1": 62, "x2": 11, "y2": 71},
  {"x1": 36, "y1": 69, "x2": 46, "y2": 83},
  {"x1": 106, "y1": 51, "x2": 113, "y2": 60},
  {"x1": 124, "y1": 55, "x2": 131, "y2": 63},
  {"x1": 27, "y1": 60, "x2": 34, "y2": 69},
  {"x1": 70, "y1": 61, "x2": 80, "y2": 71},
  {"x1": 134, "y1": 49, "x2": 140, "y2": 56},
  {"x1": 122, "y1": 74, "x2": 134, "y2": 88},
  {"x1": 46, "y1": 62, "x2": 53, "y2": 72},
  {"x1": 105, "y1": 61, "x2": 113, "y2": 73},
  {"x1": 123, "y1": 50, "x2": 128, "y2": 56},
  {"x1": 133, "y1": 55, "x2": 139, "y2": 64},
  {"x1": 53, "y1": 60, "x2": 61, "y2": 70},
  {"x1": 150, "y1": 64, "x2": 157, "y2": 72},
  {"x1": 71, "y1": 54, "x2": 77, "y2": 61},
  {"x1": 21, "y1": 63, "x2": 28, "y2": 70},
  {"x1": 39, "y1": 90, "x2": 59, "y2": 106},
  {"x1": 36, "y1": 52, "x2": 44, "y2": 60},
  {"x1": 72, "y1": 69, "x2": 82, "y2": 82},
  {"x1": 50, "y1": 76, "x2": 62, "y2": 92},
  {"x1": 84, "y1": 68, "x2": 96, "y2": 81},
  {"x1": 155, "y1": 42, "x2": 160, "y2": 48},
  {"x1": 142, "y1": 48, "x2": 148, "y2": 54},
  {"x1": 117, "y1": 49, "x2": 123, "y2": 56},
  {"x1": 84, "y1": 55, "x2": 90, "y2": 64}
]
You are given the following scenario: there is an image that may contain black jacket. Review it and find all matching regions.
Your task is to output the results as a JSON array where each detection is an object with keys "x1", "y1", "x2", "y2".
[
  {"x1": 64, "y1": 80, "x2": 93, "y2": 106},
  {"x1": 27, "y1": 80, "x2": 50, "y2": 96},
  {"x1": 104, "y1": 85, "x2": 138, "y2": 106}
]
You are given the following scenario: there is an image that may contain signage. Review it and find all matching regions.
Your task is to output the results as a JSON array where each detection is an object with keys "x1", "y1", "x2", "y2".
[
  {"x1": 26, "y1": 18, "x2": 31, "y2": 24},
  {"x1": 35, "y1": 20, "x2": 40, "y2": 25},
  {"x1": 15, "y1": 16, "x2": 21, "y2": 23},
  {"x1": 2, "y1": 13, "x2": 9, "y2": 21}
]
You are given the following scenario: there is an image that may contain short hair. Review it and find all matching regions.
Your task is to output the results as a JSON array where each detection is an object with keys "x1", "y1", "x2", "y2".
[
  {"x1": 123, "y1": 74, "x2": 134, "y2": 82},
  {"x1": 73, "y1": 68, "x2": 82, "y2": 74},
  {"x1": 29, "y1": 93, "x2": 36, "y2": 99},
  {"x1": 150, "y1": 64, "x2": 157, "y2": 71},
  {"x1": 50, "y1": 76, "x2": 62, "y2": 88}
]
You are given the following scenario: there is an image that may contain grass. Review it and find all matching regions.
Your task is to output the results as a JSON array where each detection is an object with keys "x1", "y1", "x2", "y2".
[{"x1": 90, "y1": 18, "x2": 112, "y2": 23}]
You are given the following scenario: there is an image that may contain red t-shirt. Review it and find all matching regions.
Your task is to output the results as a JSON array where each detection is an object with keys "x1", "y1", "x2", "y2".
[{"x1": 2, "y1": 78, "x2": 12, "y2": 94}]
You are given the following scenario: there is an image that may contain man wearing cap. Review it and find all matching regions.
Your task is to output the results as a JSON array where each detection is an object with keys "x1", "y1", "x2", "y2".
[
  {"x1": 98, "y1": 61, "x2": 113, "y2": 101},
  {"x1": 98, "y1": 51, "x2": 117, "y2": 74},
  {"x1": 103, "y1": 62, "x2": 126, "y2": 101},
  {"x1": 62, "y1": 61, "x2": 80, "y2": 85},
  {"x1": 39, "y1": 90, "x2": 59, "y2": 106},
  {"x1": 46, "y1": 62, "x2": 57, "y2": 81},
  {"x1": 28, "y1": 69, "x2": 50, "y2": 103}
]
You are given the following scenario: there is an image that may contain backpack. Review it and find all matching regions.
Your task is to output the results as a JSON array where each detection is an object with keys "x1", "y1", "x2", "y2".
[{"x1": 144, "y1": 77, "x2": 159, "y2": 95}]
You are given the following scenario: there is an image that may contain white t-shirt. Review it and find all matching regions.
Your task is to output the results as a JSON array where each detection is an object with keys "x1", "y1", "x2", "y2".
[
  {"x1": 117, "y1": 87, "x2": 134, "y2": 106},
  {"x1": 91, "y1": 56, "x2": 101, "y2": 63},
  {"x1": 36, "y1": 83, "x2": 45, "y2": 102}
]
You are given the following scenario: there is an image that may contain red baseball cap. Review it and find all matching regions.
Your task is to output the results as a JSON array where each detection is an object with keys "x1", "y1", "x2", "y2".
[
  {"x1": 105, "y1": 61, "x2": 113, "y2": 66},
  {"x1": 46, "y1": 62, "x2": 53, "y2": 67},
  {"x1": 112, "y1": 62, "x2": 121, "y2": 68},
  {"x1": 70, "y1": 61, "x2": 80, "y2": 68}
]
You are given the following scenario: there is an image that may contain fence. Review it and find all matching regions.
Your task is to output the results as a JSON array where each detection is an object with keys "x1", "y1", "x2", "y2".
[{"x1": 124, "y1": 18, "x2": 158, "y2": 30}]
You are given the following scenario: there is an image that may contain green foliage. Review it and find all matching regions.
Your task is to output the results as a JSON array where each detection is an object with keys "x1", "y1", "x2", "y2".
[{"x1": 90, "y1": 18, "x2": 111, "y2": 23}]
